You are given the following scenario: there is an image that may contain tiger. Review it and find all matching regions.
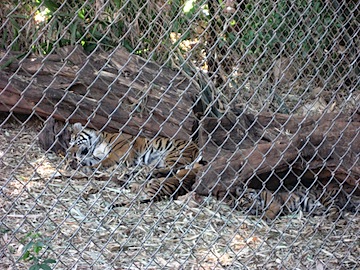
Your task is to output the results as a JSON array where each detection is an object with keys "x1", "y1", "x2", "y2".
[
  {"x1": 110, "y1": 160, "x2": 206, "y2": 208},
  {"x1": 110, "y1": 167, "x2": 197, "y2": 207},
  {"x1": 68, "y1": 122, "x2": 200, "y2": 176},
  {"x1": 230, "y1": 185, "x2": 358, "y2": 220}
]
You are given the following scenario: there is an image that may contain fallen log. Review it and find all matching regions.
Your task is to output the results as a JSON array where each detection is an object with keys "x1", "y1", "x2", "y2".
[
  {"x1": 0, "y1": 46, "x2": 199, "y2": 141},
  {"x1": 194, "y1": 110, "x2": 360, "y2": 199},
  {"x1": 1, "y1": 46, "x2": 358, "y2": 203}
]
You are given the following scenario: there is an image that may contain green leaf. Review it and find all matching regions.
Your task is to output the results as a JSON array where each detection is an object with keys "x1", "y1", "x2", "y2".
[
  {"x1": 39, "y1": 263, "x2": 53, "y2": 270},
  {"x1": 70, "y1": 22, "x2": 79, "y2": 44},
  {"x1": 113, "y1": 0, "x2": 121, "y2": 9},
  {"x1": 21, "y1": 250, "x2": 31, "y2": 261},
  {"x1": 78, "y1": 9, "x2": 85, "y2": 20},
  {"x1": 23, "y1": 241, "x2": 35, "y2": 253},
  {"x1": 33, "y1": 245, "x2": 43, "y2": 254},
  {"x1": 43, "y1": 259, "x2": 56, "y2": 264},
  {"x1": 83, "y1": 43, "x2": 97, "y2": 53},
  {"x1": 29, "y1": 265, "x2": 41, "y2": 270},
  {"x1": 122, "y1": 40, "x2": 133, "y2": 51},
  {"x1": 43, "y1": 0, "x2": 59, "y2": 13},
  {"x1": 28, "y1": 232, "x2": 41, "y2": 239},
  {"x1": 0, "y1": 227, "x2": 10, "y2": 234},
  {"x1": 0, "y1": 58, "x2": 13, "y2": 70}
]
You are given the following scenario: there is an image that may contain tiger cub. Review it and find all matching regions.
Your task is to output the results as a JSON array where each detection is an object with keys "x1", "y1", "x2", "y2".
[
  {"x1": 231, "y1": 185, "x2": 356, "y2": 220},
  {"x1": 68, "y1": 123, "x2": 199, "y2": 174}
]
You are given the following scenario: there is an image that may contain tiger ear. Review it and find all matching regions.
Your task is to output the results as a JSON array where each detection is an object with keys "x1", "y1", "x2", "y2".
[{"x1": 72, "y1": 122, "x2": 83, "y2": 133}]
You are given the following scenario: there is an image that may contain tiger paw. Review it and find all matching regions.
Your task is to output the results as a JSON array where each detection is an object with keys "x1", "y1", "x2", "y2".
[{"x1": 129, "y1": 183, "x2": 142, "y2": 193}]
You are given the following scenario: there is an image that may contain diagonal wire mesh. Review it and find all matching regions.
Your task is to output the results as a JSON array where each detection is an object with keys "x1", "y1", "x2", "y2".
[{"x1": 0, "y1": 0, "x2": 359, "y2": 269}]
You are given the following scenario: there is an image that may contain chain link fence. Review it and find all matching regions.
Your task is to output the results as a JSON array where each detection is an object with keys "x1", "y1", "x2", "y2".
[{"x1": 1, "y1": 0, "x2": 359, "y2": 269}]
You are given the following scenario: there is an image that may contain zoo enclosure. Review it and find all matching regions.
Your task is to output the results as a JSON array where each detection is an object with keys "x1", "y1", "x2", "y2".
[{"x1": 0, "y1": 1, "x2": 359, "y2": 269}]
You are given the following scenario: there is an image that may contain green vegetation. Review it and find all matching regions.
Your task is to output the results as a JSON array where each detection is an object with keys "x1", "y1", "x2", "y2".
[
  {"x1": 1, "y1": 1, "x2": 351, "y2": 62},
  {"x1": 1, "y1": 0, "x2": 356, "y2": 103},
  {"x1": 231, "y1": 0, "x2": 343, "y2": 55},
  {"x1": 1, "y1": 0, "x2": 208, "y2": 62},
  {"x1": 20, "y1": 232, "x2": 56, "y2": 270}
]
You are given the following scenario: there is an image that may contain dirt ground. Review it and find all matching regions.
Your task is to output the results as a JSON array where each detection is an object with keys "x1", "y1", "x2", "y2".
[{"x1": 0, "y1": 115, "x2": 359, "y2": 269}]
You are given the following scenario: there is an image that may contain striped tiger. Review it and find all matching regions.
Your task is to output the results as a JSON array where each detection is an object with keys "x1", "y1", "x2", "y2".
[
  {"x1": 68, "y1": 123, "x2": 199, "y2": 174},
  {"x1": 231, "y1": 185, "x2": 357, "y2": 220},
  {"x1": 110, "y1": 161, "x2": 205, "y2": 208}
]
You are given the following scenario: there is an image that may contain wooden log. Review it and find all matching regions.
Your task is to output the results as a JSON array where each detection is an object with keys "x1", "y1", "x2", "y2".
[
  {"x1": 194, "y1": 110, "x2": 360, "y2": 199},
  {"x1": 0, "y1": 46, "x2": 199, "y2": 140}
]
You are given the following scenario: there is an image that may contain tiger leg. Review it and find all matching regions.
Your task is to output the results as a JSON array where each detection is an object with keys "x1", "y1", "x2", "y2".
[
  {"x1": 111, "y1": 167, "x2": 197, "y2": 208},
  {"x1": 262, "y1": 190, "x2": 283, "y2": 220}
]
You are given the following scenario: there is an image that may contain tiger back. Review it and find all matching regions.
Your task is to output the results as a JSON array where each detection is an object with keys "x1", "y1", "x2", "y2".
[
  {"x1": 144, "y1": 137, "x2": 198, "y2": 169},
  {"x1": 232, "y1": 187, "x2": 283, "y2": 220},
  {"x1": 278, "y1": 187, "x2": 326, "y2": 216},
  {"x1": 68, "y1": 123, "x2": 199, "y2": 172},
  {"x1": 281, "y1": 185, "x2": 359, "y2": 218},
  {"x1": 232, "y1": 184, "x2": 358, "y2": 220}
]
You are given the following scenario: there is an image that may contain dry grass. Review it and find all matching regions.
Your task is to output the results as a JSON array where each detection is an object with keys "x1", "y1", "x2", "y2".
[{"x1": 0, "y1": 116, "x2": 359, "y2": 269}]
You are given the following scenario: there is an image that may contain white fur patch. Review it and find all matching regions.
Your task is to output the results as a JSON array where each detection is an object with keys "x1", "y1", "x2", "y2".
[{"x1": 93, "y1": 141, "x2": 110, "y2": 160}]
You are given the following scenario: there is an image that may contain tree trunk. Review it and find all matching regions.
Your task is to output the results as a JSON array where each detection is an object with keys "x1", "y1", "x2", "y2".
[{"x1": 0, "y1": 46, "x2": 198, "y2": 140}]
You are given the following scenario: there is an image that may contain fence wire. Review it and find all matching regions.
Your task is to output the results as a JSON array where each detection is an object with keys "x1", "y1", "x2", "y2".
[{"x1": 0, "y1": 1, "x2": 359, "y2": 269}]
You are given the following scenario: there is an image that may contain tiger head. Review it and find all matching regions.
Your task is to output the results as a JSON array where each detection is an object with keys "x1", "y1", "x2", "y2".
[{"x1": 68, "y1": 122, "x2": 101, "y2": 167}]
